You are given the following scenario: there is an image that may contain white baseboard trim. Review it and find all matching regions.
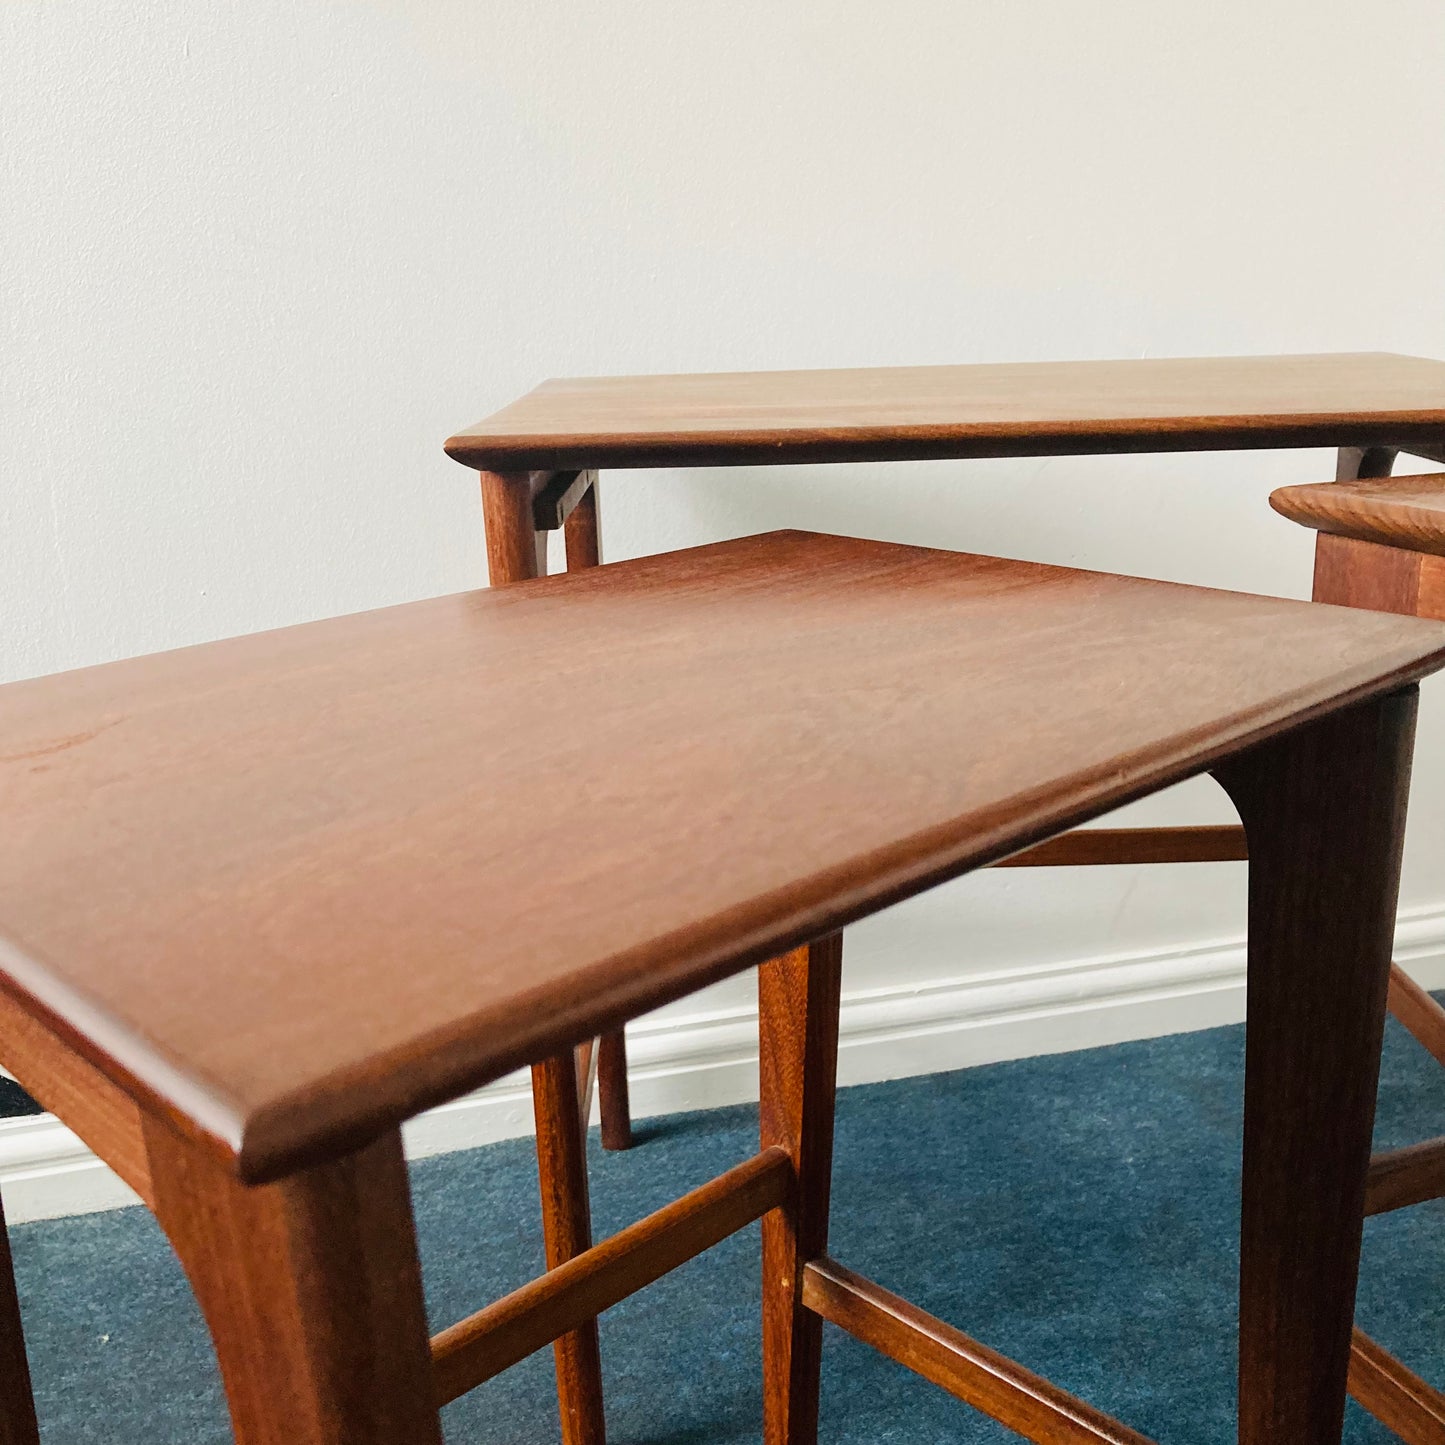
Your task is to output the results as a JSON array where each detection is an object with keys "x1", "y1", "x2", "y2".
[{"x1": 7, "y1": 904, "x2": 1445, "y2": 1224}]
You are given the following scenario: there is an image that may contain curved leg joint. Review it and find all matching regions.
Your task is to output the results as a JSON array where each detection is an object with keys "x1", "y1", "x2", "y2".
[{"x1": 144, "y1": 1122, "x2": 441, "y2": 1445}]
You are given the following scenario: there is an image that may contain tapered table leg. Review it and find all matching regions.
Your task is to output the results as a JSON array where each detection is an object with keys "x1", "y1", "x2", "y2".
[
  {"x1": 480, "y1": 467, "x2": 610, "y2": 1440},
  {"x1": 533, "y1": 1053, "x2": 607, "y2": 1445},
  {"x1": 759, "y1": 934, "x2": 843, "y2": 1445},
  {"x1": 145, "y1": 1123, "x2": 442, "y2": 1445},
  {"x1": 563, "y1": 480, "x2": 633, "y2": 1152},
  {"x1": 1336, "y1": 444, "x2": 1400, "y2": 483},
  {"x1": 1214, "y1": 688, "x2": 1417, "y2": 1445}
]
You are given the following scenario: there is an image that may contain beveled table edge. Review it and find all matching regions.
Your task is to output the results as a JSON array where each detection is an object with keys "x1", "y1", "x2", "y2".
[
  {"x1": 1272, "y1": 473, "x2": 1445, "y2": 560},
  {"x1": 445, "y1": 351, "x2": 1445, "y2": 471}
]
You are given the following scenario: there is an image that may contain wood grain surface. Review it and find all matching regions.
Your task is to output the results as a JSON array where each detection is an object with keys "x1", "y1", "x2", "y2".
[
  {"x1": 445, "y1": 353, "x2": 1445, "y2": 470},
  {"x1": 1273, "y1": 474, "x2": 1445, "y2": 559},
  {"x1": 3, "y1": 531, "x2": 1445, "y2": 1181}
]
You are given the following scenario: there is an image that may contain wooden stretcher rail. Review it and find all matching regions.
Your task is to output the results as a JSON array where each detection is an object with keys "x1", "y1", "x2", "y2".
[
  {"x1": 532, "y1": 469, "x2": 595, "y2": 531},
  {"x1": 1365, "y1": 1136, "x2": 1445, "y2": 1217},
  {"x1": 574, "y1": 1037, "x2": 598, "y2": 1128},
  {"x1": 1349, "y1": 1328, "x2": 1445, "y2": 1444},
  {"x1": 992, "y1": 825, "x2": 1247, "y2": 868},
  {"x1": 1402, "y1": 442, "x2": 1445, "y2": 467},
  {"x1": 801, "y1": 1258, "x2": 1155, "y2": 1445},
  {"x1": 431, "y1": 1146, "x2": 792, "y2": 1404},
  {"x1": 1389, "y1": 965, "x2": 1445, "y2": 1069}
]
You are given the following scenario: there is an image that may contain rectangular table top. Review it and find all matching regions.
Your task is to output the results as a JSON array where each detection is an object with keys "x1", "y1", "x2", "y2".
[
  {"x1": 445, "y1": 352, "x2": 1445, "y2": 472},
  {"x1": 3, "y1": 532, "x2": 1444, "y2": 1181}
]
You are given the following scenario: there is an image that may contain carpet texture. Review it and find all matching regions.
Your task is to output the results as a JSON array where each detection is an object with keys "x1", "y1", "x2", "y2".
[{"x1": 10, "y1": 1014, "x2": 1445, "y2": 1442}]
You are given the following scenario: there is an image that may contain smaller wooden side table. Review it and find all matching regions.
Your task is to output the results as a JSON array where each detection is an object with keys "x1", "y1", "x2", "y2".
[{"x1": 0, "y1": 531, "x2": 1442, "y2": 1444}]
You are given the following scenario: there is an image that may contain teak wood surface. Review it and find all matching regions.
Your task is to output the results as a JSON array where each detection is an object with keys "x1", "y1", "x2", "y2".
[
  {"x1": 1272, "y1": 473, "x2": 1445, "y2": 560},
  {"x1": 3, "y1": 532, "x2": 1445, "y2": 1184},
  {"x1": 446, "y1": 352, "x2": 1445, "y2": 471}
]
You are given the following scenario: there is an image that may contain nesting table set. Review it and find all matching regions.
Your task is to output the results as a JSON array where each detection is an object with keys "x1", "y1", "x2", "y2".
[{"x1": 4, "y1": 354, "x2": 1445, "y2": 1444}]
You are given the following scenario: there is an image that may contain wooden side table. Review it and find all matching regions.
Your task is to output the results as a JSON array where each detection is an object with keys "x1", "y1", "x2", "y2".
[
  {"x1": 446, "y1": 352, "x2": 1445, "y2": 967},
  {"x1": 0, "y1": 531, "x2": 1443, "y2": 1443},
  {"x1": 446, "y1": 351, "x2": 1445, "y2": 1438}
]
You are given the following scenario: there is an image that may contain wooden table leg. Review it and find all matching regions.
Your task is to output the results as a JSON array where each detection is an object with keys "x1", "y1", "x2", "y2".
[
  {"x1": 480, "y1": 467, "x2": 610, "y2": 1441},
  {"x1": 595, "y1": 1030, "x2": 631, "y2": 1151},
  {"x1": 1213, "y1": 688, "x2": 1417, "y2": 1445},
  {"x1": 533, "y1": 1053, "x2": 607, "y2": 1445},
  {"x1": 144, "y1": 1121, "x2": 441, "y2": 1445},
  {"x1": 0, "y1": 1191, "x2": 39, "y2": 1445},
  {"x1": 478, "y1": 468, "x2": 548, "y2": 585},
  {"x1": 1336, "y1": 445, "x2": 1400, "y2": 483},
  {"x1": 759, "y1": 934, "x2": 843, "y2": 1445},
  {"x1": 481, "y1": 467, "x2": 632, "y2": 1152},
  {"x1": 564, "y1": 481, "x2": 633, "y2": 1152}
]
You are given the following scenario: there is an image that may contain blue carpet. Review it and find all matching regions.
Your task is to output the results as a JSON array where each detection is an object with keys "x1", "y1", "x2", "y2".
[{"x1": 10, "y1": 1014, "x2": 1445, "y2": 1442}]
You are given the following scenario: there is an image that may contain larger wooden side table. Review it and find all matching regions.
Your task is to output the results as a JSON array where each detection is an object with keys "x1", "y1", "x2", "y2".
[
  {"x1": 0, "y1": 530, "x2": 1443, "y2": 1443},
  {"x1": 445, "y1": 351, "x2": 1445, "y2": 1439}
]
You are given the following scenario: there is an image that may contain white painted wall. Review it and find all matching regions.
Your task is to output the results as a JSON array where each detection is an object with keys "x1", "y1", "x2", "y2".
[{"x1": 5, "y1": 2, "x2": 1445, "y2": 1213}]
